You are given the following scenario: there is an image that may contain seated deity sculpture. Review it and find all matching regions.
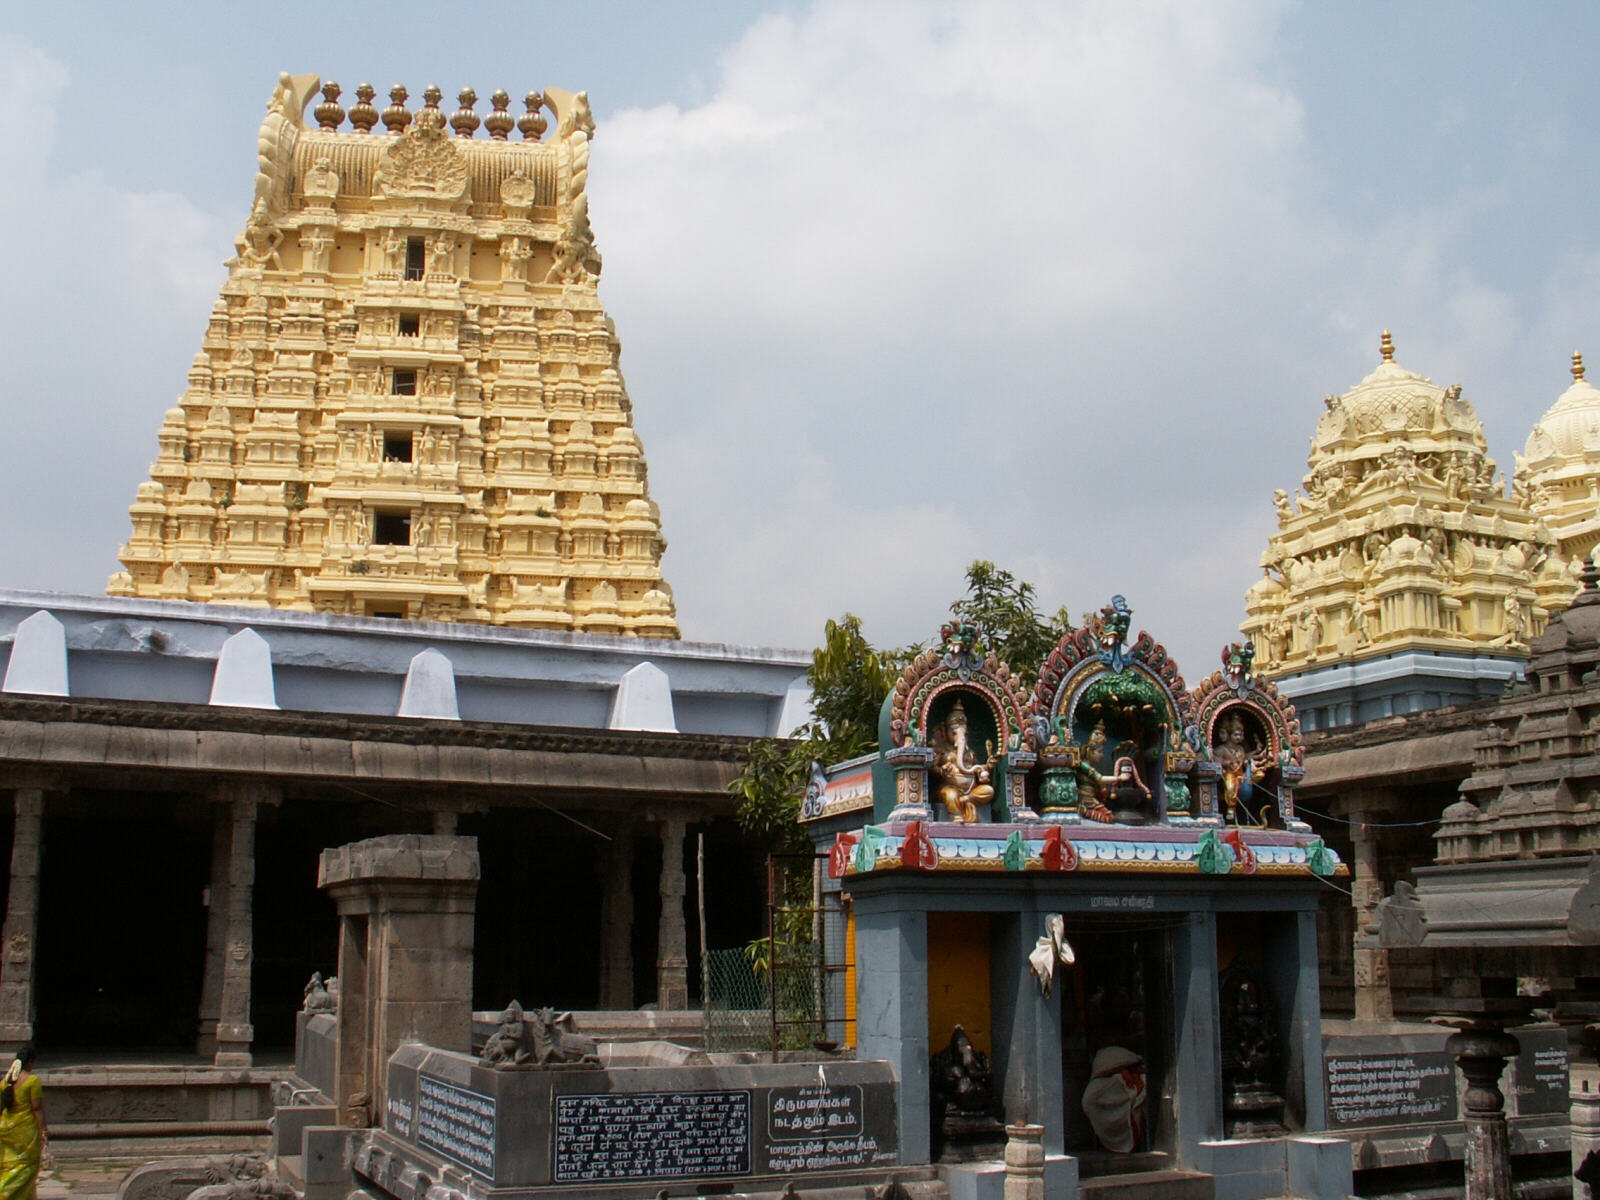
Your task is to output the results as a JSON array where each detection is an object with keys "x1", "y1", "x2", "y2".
[
  {"x1": 930, "y1": 699, "x2": 995, "y2": 823},
  {"x1": 1074, "y1": 723, "x2": 1118, "y2": 823},
  {"x1": 1211, "y1": 712, "x2": 1275, "y2": 825},
  {"x1": 929, "y1": 1024, "x2": 1004, "y2": 1160},
  {"x1": 1075, "y1": 724, "x2": 1157, "y2": 823}
]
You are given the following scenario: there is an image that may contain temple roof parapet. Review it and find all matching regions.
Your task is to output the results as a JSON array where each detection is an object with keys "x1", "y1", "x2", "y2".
[{"x1": 802, "y1": 602, "x2": 1341, "y2": 882}]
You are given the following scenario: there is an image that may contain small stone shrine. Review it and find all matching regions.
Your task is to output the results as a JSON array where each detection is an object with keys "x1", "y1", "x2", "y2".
[{"x1": 804, "y1": 602, "x2": 1354, "y2": 1198}]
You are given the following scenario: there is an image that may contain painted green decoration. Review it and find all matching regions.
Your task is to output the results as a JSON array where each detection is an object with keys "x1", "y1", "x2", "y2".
[
  {"x1": 1307, "y1": 838, "x2": 1337, "y2": 876},
  {"x1": 1077, "y1": 669, "x2": 1169, "y2": 730},
  {"x1": 1164, "y1": 777, "x2": 1191, "y2": 814},
  {"x1": 1197, "y1": 829, "x2": 1232, "y2": 875},
  {"x1": 854, "y1": 825, "x2": 886, "y2": 873},
  {"x1": 1002, "y1": 830, "x2": 1028, "y2": 871},
  {"x1": 1040, "y1": 767, "x2": 1078, "y2": 812}
]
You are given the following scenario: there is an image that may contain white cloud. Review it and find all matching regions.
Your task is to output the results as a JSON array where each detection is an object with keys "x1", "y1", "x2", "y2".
[
  {"x1": 0, "y1": 38, "x2": 234, "y2": 595},
  {"x1": 592, "y1": 0, "x2": 1568, "y2": 672}
]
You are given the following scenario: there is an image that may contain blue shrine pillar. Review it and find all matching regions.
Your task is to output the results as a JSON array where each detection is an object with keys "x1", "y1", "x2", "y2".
[{"x1": 854, "y1": 895, "x2": 931, "y2": 1163}]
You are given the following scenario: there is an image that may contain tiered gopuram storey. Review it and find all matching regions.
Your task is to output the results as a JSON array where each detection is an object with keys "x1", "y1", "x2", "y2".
[{"x1": 109, "y1": 73, "x2": 678, "y2": 635}]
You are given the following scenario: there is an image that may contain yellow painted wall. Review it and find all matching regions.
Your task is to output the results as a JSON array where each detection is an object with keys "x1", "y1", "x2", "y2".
[
  {"x1": 927, "y1": 912, "x2": 992, "y2": 1055},
  {"x1": 844, "y1": 905, "x2": 857, "y2": 1047}
]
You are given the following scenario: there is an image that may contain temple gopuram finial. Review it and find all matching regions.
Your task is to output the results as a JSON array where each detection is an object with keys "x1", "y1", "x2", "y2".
[
  {"x1": 420, "y1": 84, "x2": 444, "y2": 130},
  {"x1": 315, "y1": 81, "x2": 344, "y2": 131},
  {"x1": 519, "y1": 90, "x2": 547, "y2": 141},
  {"x1": 451, "y1": 88, "x2": 480, "y2": 138},
  {"x1": 349, "y1": 82, "x2": 378, "y2": 133},
  {"x1": 1380, "y1": 329, "x2": 1394, "y2": 362},
  {"x1": 1574, "y1": 351, "x2": 1586, "y2": 381},
  {"x1": 485, "y1": 89, "x2": 514, "y2": 140},
  {"x1": 382, "y1": 84, "x2": 411, "y2": 134}
]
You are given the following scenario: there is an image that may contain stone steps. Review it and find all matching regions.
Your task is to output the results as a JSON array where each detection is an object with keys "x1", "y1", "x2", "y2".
[{"x1": 1080, "y1": 1168, "x2": 1214, "y2": 1200}]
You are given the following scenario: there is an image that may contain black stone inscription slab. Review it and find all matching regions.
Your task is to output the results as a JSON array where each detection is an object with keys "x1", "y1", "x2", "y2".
[
  {"x1": 1513, "y1": 1030, "x2": 1569, "y2": 1116},
  {"x1": 1325, "y1": 1051, "x2": 1457, "y2": 1127},
  {"x1": 764, "y1": 1084, "x2": 898, "y2": 1172},
  {"x1": 769, "y1": 1084, "x2": 863, "y2": 1139},
  {"x1": 553, "y1": 1090, "x2": 752, "y2": 1182},
  {"x1": 416, "y1": 1074, "x2": 496, "y2": 1178}
]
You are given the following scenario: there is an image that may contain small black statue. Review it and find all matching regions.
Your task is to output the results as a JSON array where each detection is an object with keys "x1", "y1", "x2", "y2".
[
  {"x1": 1220, "y1": 963, "x2": 1287, "y2": 1136},
  {"x1": 929, "y1": 1024, "x2": 1005, "y2": 1161}
]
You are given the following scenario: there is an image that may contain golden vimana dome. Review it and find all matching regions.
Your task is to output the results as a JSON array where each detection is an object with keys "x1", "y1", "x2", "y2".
[
  {"x1": 1516, "y1": 351, "x2": 1600, "y2": 566},
  {"x1": 107, "y1": 73, "x2": 678, "y2": 636},
  {"x1": 1243, "y1": 331, "x2": 1583, "y2": 674}
]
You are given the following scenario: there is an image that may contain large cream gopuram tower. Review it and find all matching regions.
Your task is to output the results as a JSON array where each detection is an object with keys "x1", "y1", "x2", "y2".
[{"x1": 108, "y1": 73, "x2": 678, "y2": 636}]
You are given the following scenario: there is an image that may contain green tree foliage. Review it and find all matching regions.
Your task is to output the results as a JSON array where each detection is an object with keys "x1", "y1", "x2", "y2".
[
  {"x1": 947, "y1": 560, "x2": 1073, "y2": 690},
  {"x1": 732, "y1": 566, "x2": 1073, "y2": 851},
  {"x1": 732, "y1": 615, "x2": 899, "y2": 856}
]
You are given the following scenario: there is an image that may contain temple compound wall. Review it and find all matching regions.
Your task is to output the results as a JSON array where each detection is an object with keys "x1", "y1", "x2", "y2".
[{"x1": 108, "y1": 74, "x2": 677, "y2": 635}]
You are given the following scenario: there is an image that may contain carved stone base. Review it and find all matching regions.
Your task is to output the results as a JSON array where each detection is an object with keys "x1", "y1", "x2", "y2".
[
  {"x1": 937, "y1": 1114, "x2": 1008, "y2": 1163},
  {"x1": 1225, "y1": 1085, "x2": 1287, "y2": 1139}
]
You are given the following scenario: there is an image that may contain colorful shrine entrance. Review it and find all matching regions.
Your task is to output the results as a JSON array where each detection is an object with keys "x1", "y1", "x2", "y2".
[{"x1": 804, "y1": 602, "x2": 1357, "y2": 1198}]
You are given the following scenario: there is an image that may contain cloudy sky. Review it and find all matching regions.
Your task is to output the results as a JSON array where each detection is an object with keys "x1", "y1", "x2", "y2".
[{"x1": 5, "y1": 2, "x2": 1600, "y2": 677}]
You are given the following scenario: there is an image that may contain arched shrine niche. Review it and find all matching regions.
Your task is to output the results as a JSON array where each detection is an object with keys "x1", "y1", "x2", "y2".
[
  {"x1": 1189, "y1": 642, "x2": 1308, "y2": 830},
  {"x1": 1032, "y1": 596, "x2": 1198, "y2": 826},
  {"x1": 885, "y1": 620, "x2": 1034, "y2": 823}
]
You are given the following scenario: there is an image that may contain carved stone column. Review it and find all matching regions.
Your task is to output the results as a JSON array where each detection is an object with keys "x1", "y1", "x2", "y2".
[
  {"x1": 599, "y1": 830, "x2": 634, "y2": 1010},
  {"x1": 0, "y1": 788, "x2": 45, "y2": 1052},
  {"x1": 320, "y1": 835, "x2": 478, "y2": 1125},
  {"x1": 1350, "y1": 807, "x2": 1394, "y2": 1022},
  {"x1": 195, "y1": 809, "x2": 232, "y2": 1056},
  {"x1": 215, "y1": 785, "x2": 267, "y2": 1066},
  {"x1": 1447, "y1": 1024, "x2": 1520, "y2": 1200},
  {"x1": 656, "y1": 816, "x2": 689, "y2": 1010}
]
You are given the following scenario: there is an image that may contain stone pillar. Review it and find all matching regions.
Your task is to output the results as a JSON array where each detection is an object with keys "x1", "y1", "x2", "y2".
[
  {"x1": 1004, "y1": 1123, "x2": 1045, "y2": 1200},
  {"x1": 599, "y1": 831, "x2": 634, "y2": 1010},
  {"x1": 854, "y1": 898, "x2": 929, "y2": 1163},
  {"x1": 656, "y1": 816, "x2": 689, "y2": 1010},
  {"x1": 1350, "y1": 808, "x2": 1394, "y2": 1022},
  {"x1": 1447, "y1": 1024, "x2": 1520, "y2": 1200},
  {"x1": 430, "y1": 808, "x2": 458, "y2": 836},
  {"x1": 1172, "y1": 915, "x2": 1224, "y2": 1152},
  {"x1": 215, "y1": 787, "x2": 264, "y2": 1066},
  {"x1": 195, "y1": 809, "x2": 231, "y2": 1056},
  {"x1": 0, "y1": 788, "x2": 44, "y2": 1052},
  {"x1": 989, "y1": 907, "x2": 1064, "y2": 1153},
  {"x1": 320, "y1": 834, "x2": 478, "y2": 1126}
]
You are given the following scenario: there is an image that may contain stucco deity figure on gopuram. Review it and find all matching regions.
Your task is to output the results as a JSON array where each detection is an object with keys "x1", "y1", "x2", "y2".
[
  {"x1": 1190, "y1": 642, "x2": 1310, "y2": 831},
  {"x1": 1210, "y1": 713, "x2": 1275, "y2": 826},
  {"x1": 931, "y1": 699, "x2": 997, "y2": 822}
]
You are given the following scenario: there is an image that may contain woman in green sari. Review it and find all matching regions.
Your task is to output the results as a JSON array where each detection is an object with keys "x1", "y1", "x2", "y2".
[{"x1": 0, "y1": 1044, "x2": 47, "y2": 1200}]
